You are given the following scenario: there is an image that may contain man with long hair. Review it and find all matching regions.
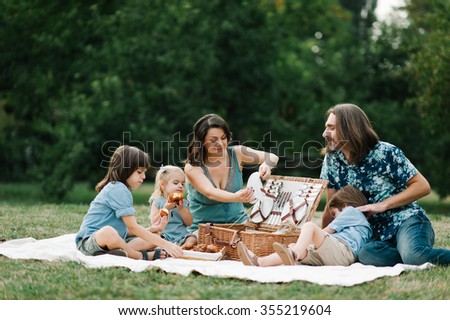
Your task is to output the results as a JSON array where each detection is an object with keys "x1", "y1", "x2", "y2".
[{"x1": 320, "y1": 103, "x2": 449, "y2": 266}]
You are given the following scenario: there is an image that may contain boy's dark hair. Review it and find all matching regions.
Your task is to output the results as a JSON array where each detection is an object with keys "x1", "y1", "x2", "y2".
[
  {"x1": 185, "y1": 114, "x2": 232, "y2": 166},
  {"x1": 327, "y1": 185, "x2": 368, "y2": 211},
  {"x1": 96, "y1": 145, "x2": 150, "y2": 192}
]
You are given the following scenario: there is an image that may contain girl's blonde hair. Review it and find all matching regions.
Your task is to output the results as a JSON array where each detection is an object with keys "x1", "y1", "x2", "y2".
[{"x1": 149, "y1": 165, "x2": 184, "y2": 202}]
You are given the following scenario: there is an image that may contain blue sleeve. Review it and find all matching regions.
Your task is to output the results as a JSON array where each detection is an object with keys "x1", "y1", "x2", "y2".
[
  {"x1": 328, "y1": 207, "x2": 368, "y2": 232},
  {"x1": 106, "y1": 183, "x2": 135, "y2": 218},
  {"x1": 153, "y1": 197, "x2": 166, "y2": 210}
]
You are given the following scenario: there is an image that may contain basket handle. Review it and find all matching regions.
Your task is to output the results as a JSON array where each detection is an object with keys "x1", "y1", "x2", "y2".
[
  {"x1": 212, "y1": 229, "x2": 241, "y2": 248},
  {"x1": 204, "y1": 222, "x2": 242, "y2": 248},
  {"x1": 204, "y1": 222, "x2": 212, "y2": 235}
]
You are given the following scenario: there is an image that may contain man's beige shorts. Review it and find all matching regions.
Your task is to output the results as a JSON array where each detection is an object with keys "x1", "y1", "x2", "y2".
[{"x1": 298, "y1": 234, "x2": 356, "y2": 266}]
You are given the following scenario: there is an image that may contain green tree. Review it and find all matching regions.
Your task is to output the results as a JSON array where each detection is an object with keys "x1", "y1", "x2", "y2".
[
  {"x1": 3, "y1": 0, "x2": 436, "y2": 200},
  {"x1": 402, "y1": 0, "x2": 450, "y2": 198}
]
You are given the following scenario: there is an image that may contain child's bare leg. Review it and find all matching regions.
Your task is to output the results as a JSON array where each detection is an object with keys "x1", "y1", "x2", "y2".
[
  {"x1": 127, "y1": 237, "x2": 168, "y2": 259},
  {"x1": 94, "y1": 226, "x2": 143, "y2": 259},
  {"x1": 291, "y1": 222, "x2": 327, "y2": 261},
  {"x1": 257, "y1": 252, "x2": 284, "y2": 267}
]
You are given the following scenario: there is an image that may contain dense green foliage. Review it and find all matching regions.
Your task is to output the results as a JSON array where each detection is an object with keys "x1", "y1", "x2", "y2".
[
  {"x1": 402, "y1": 0, "x2": 450, "y2": 198},
  {"x1": 0, "y1": 0, "x2": 448, "y2": 199}
]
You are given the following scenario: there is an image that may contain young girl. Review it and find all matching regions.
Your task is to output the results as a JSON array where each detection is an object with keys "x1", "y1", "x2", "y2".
[
  {"x1": 149, "y1": 165, "x2": 197, "y2": 249},
  {"x1": 75, "y1": 145, "x2": 183, "y2": 260},
  {"x1": 237, "y1": 185, "x2": 372, "y2": 267}
]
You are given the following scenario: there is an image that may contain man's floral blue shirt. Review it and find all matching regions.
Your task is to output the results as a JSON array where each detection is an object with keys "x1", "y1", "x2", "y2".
[{"x1": 320, "y1": 141, "x2": 426, "y2": 241}]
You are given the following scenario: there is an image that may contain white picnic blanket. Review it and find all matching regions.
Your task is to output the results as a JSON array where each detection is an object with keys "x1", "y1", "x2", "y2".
[{"x1": 0, "y1": 234, "x2": 432, "y2": 286}]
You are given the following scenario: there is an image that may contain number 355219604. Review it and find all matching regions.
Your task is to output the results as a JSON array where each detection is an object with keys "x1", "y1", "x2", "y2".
[{"x1": 260, "y1": 304, "x2": 331, "y2": 316}]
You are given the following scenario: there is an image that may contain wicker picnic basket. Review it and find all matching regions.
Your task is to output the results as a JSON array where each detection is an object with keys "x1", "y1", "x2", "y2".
[{"x1": 198, "y1": 175, "x2": 328, "y2": 260}]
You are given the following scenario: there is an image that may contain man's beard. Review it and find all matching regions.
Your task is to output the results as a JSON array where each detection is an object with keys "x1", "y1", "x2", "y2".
[{"x1": 326, "y1": 139, "x2": 347, "y2": 153}]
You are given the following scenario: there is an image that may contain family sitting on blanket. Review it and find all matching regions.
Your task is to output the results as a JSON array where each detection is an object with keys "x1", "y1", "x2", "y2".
[
  {"x1": 186, "y1": 110, "x2": 449, "y2": 266},
  {"x1": 73, "y1": 113, "x2": 278, "y2": 261},
  {"x1": 75, "y1": 106, "x2": 450, "y2": 266}
]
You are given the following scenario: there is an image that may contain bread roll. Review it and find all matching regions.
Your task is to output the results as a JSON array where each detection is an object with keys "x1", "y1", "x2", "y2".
[
  {"x1": 168, "y1": 192, "x2": 184, "y2": 203},
  {"x1": 160, "y1": 208, "x2": 169, "y2": 217}
]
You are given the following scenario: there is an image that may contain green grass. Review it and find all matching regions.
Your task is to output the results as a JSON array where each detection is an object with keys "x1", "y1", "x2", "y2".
[{"x1": 0, "y1": 183, "x2": 449, "y2": 300}]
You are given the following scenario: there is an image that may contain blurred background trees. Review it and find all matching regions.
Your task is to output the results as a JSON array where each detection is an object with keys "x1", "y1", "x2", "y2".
[{"x1": 0, "y1": 0, "x2": 448, "y2": 199}]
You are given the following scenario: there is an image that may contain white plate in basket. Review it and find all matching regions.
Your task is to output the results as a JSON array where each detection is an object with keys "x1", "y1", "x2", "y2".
[
  {"x1": 246, "y1": 172, "x2": 264, "y2": 203},
  {"x1": 281, "y1": 195, "x2": 308, "y2": 225},
  {"x1": 249, "y1": 196, "x2": 274, "y2": 223},
  {"x1": 180, "y1": 250, "x2": 223, "y2": 261}
]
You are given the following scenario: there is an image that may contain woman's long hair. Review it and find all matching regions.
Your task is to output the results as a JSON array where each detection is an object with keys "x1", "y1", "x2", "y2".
[
  {"x1": 322, "y1": 103, "x2": 379, "y2": 164},
  {"x1": 96, "y1": 145, "x2": 150, "y2": 192},
  {"x1": 185, "y1": 114, "x2": 232, "y2": 166}
]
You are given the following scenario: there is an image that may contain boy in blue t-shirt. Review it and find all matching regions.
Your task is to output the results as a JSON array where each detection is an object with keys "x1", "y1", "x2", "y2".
[{"x1": 238, "y1": 185, "x2": 372, "y2": 266}]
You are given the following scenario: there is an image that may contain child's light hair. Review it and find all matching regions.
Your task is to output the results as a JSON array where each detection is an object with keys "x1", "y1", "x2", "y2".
[
  {"x1": 327, "y1": 185, "x2": 367, "y2": 212},
  {"x1": 149, "y1": 165, "x2": 184, "y2": 202}
]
